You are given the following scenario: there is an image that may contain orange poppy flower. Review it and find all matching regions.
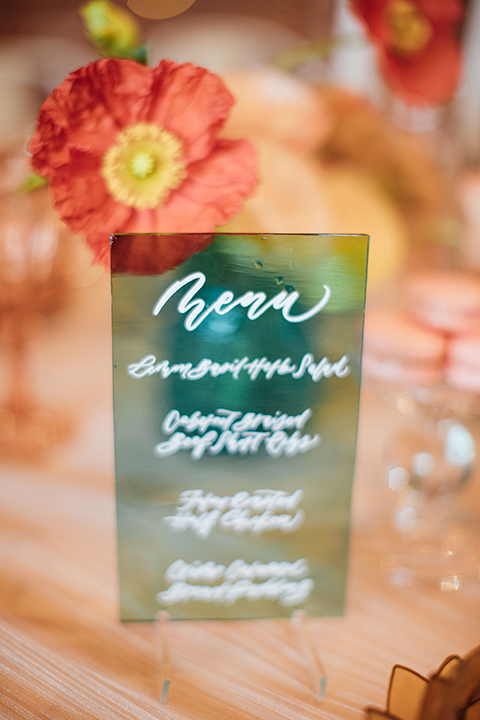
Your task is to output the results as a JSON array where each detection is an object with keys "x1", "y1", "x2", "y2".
[
  {"x1": 29, "y1": 58, "x2": 257, "y2": 273},
  {"x1": 351, "y1": 0, "x2": 464, "y2": 106}
]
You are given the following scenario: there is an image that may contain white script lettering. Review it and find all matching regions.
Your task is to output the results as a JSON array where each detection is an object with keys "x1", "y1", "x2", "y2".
[
  {"x1": 152, "y1": 271, "x2": 331, "y2": 331},
  {"x1": 127, "y1": 353, "x2": 351, "y2": 383},
  {"x1": 163, "y1": 488, "x2": 305, "y2": 538},
  {"x1": 157, "y1": 557, "x2": 314, "y2": 607},
  {"x1": 154, "y1": 407, "x2": 320, "y2": 460},
  {"x1": 157, "y1": 578, "x2": 315, "y2": 607}
]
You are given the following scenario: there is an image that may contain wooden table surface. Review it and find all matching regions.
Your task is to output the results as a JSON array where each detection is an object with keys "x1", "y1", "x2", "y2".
[{"x1": 1, "y1": 270, "x2": 479, "y2": 720}]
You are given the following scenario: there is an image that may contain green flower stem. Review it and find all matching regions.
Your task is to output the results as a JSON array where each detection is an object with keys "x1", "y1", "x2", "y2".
[{"x1": 271, "y1": 34, "x2": 366, "y2": 72}]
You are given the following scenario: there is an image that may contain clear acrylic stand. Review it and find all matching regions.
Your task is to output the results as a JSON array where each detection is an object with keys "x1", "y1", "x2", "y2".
[
  {"x1": 291, "y1": 610, "x2": 328, "y2": 699},
  {"x1": 155, "y1": 609, "x2": 327, "y2": 703},
  {"x1": 155, "y1": 611, "x2": 171, "y2": 704}
]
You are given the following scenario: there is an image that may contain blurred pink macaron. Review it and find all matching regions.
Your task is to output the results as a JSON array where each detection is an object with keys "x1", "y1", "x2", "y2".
[
  {"x1": 362, "y1": 307, "x2": 446, "y2": 387},
  {"x1": 446, "y1": 332, "x2": 480, "y2": 394},
  {"x1": 405, "y1": 270, "x2": 480, "y2": 335}
]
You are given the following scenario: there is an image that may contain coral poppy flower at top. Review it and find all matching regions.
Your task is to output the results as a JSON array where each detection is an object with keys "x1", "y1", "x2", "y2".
[
  {"x1": 351, "y1": 0, "x2": 464, "y2": 106},
  {"x1": 29, "y1": 58, "x2": 258, "y2": 273}
]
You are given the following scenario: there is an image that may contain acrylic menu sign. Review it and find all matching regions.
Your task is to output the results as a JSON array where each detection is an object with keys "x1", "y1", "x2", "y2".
[{"x1": 111, "y1": 233, "x2": 369, "y2": 620}]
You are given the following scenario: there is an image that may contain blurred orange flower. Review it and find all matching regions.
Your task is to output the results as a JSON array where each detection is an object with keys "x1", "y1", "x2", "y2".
[
  {"x1": 351, "y1": 0, "x2": 464, "y2": 105},
  {"x1": 29, "y1": 58, "x2": 257, "y2": 272}
]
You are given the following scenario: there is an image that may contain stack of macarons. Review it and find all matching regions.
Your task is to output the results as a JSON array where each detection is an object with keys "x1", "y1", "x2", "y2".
[
  {"x1": 362, "y1": 307, "x2": 446, "y2": 387},
  {"x1": 363, "y1": 270, "x2": 480, "y2": 394}
]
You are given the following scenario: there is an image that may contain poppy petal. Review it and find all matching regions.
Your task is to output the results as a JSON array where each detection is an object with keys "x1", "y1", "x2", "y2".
[
  {"x1": 147, "y1": 61, "x2": 235, "y2": 163},
  {"x1": 380, "y1": 34, "x2": 462, "y2": 105},
  {"x1": 110, "y1": 232, "x2": 215, "y2": 274}
]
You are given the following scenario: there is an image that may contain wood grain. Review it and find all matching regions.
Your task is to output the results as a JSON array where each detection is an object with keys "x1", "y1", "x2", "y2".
[{"x1": 0, "y1": 273, "x2": 479, "y2": 719}]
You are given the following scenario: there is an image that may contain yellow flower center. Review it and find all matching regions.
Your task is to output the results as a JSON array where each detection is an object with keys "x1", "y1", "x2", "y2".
[
  {"x1": 387, "y1": 0, "x2": 432, "y2": 56},
  {"x1": 101, "y1": 123, "x2": 187, "y2": 210},
  {"x1": 130, "y1": 150, "x2": 156, "y2": 179}
]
